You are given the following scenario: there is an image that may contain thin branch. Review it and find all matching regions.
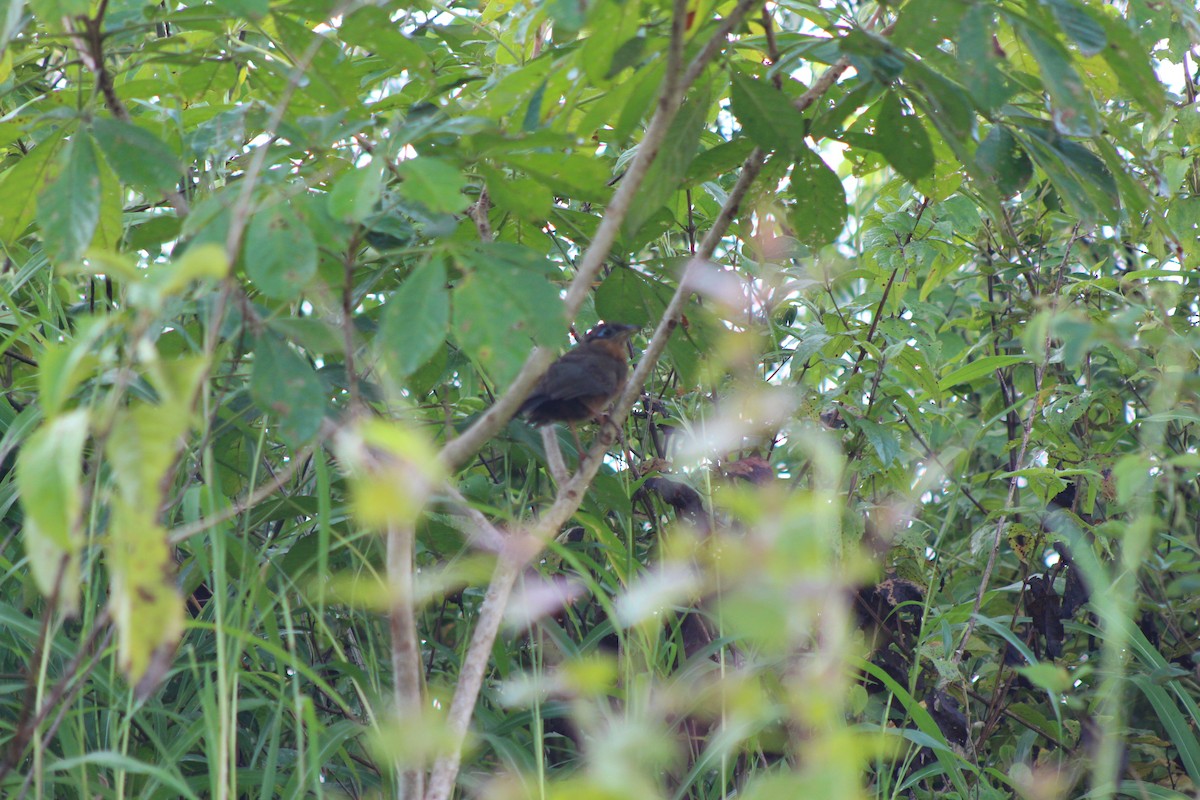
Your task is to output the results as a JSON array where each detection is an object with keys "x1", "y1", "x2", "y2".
[
  {"x1": 437, "y1": 0, "x2": 751, "y2": 474},
  {"x1": 953, "y1": 225, "x2": 1082, "y2": 663},
  {"x1": 386, "y1": 523, "x2": 424, "y2": 800},
  {"x1": 424, "y1": 36, "x2": 858, "y2": 800}
]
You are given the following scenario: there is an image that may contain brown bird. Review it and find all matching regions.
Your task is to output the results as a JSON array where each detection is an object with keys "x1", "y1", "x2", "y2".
[{"x1": 519, "y1": 322, "x2": 638, "y2": 427}]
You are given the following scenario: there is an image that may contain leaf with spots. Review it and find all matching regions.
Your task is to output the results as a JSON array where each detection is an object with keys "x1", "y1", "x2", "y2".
[{"x1": 788, "y1": 147, "x2": 847, "y2": 247}]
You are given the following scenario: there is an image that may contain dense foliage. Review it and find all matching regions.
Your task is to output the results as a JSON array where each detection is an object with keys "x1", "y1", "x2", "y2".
[{"x1": 1, "y1": 0, "x2": 1198, "y2": 797}]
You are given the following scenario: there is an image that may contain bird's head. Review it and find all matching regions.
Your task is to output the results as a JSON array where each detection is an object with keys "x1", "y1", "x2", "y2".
[{"x1": 584, "y1": 321, "x2": 638, "y2": 345}]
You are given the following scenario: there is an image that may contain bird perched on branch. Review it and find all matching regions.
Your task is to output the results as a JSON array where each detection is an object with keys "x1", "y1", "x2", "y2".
[{"x1": 518, "y1": 322, "x2": 638, "y2": 427}]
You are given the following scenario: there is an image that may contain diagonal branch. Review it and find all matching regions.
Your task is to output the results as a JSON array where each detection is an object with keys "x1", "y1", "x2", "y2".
[
  {"x1": 437, "y1": 0, "x2": 763, "y2": 474},
  {"x1": 422, "y1": 47, "x2": 861, "y2": 799}
]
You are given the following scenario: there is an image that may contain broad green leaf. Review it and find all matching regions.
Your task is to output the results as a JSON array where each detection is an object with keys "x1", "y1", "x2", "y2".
[
  {"x1": 623, "y1": 86, "x2": 711, "y2": 239},
  {"x1": 479, "y1": 164, "x2": 552, "y2": 221},
  {"x1": 379, "y1": 258, "x2": 449, "y2": 378},
  {"x1": 0, "y1": 137, "x2": 63, "y2": 243},
  {"x1": 1015, "y1": 22, "x2": 1099, "y2": 137},
  {"x1": 92, "y1": 117, "x2": 182, "y2": 194},
  {"x1": 338, "y1": 6, "x2": 429, "y2": 70},
  {"x1": 1044, "y1": 0, "x2": 1106, "y2": 56},
  {"x1": 251, "y1": 333, "x2": 326, "y2": 446},
  {"x1": 1016, "y1": 126, "x2": 1119, "y2": 224},
  {"x1": 494, "y1": 150, "x2": 612, "y2": 204},
  {"x1": 16, "y1": 409, "x2": 89, "y2": 612},
  {"x1": 211, "y1": 0, "x2": 267, "y2": 18},
  {"x1": 396, "y1": 157, "x2": 469, "y2": 215},
  {"x1": 37, "y1": 318, "x2": 111, "y2": 416},
  {"x1": 975, "y1": 125, "x2": 1032, "y2": 197},
  {"x1": 788, "y1": 147, "x2": 847, "y2": 247},
  {"x1": 938, "y1": 355, "x2": 1030, "y2": 391},
  {"x1": 1095, "y1": 11, "x2": 1165, "y2": 114},
  {"x1": 595, "y1": 266, "x2": 671, "y2": 329},
  {"x1": 244, "y1": 202, "x2": 318, "y2": 299},
  {"x1": 37, "y1": 135, "x2": 100, "y2": 265},
  {"x1": 873, "y1": 93, "x2": 933, "y2": 182},
  {"x1": 90, "y1": 153, "x2": 124, "y2": 251},
  {"x1": 729, "y1": 70, "x2": 808, "y2": 155},
  {"x1": 854, "y1": 417, "x2": 901, "y2": 466},
  {"x1": 453, "y1": 244, "x2": 565, "y2": 385},
  {"x1": 956, "y1": 5, "x2": 1014, "y2": 111},
  {"x1": 327, "y1": 163, "x2": 383, "y2": 223}
]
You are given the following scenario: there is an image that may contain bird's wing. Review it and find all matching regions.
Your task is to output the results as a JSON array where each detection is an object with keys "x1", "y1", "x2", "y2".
[{"x1": 536, "y1": 350, "x2": 622, "y2": 401}]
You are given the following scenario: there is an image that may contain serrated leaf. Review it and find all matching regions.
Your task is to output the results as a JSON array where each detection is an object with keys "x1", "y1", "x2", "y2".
[
  {"x1": 251, "y1": 333, "x2": 326, "y2": 445},
  {"x1": 92, "y1": 117, "x2": 182, "y2": 194},
  {"x1": 379, "y1": 258, "x2": 449, "y2": 378},
  {"x1": 38, "y1": 135, "x2": 100, "y2": 265},
  {"x1": 788, "y1": 147, "x2": 847, "y2": 247},
  {"x1": 244, "y1": 202, "x2": 317, "y2": 299}
]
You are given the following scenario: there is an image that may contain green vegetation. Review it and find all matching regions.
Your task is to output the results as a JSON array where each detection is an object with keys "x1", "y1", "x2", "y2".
[{"x1": 0, "y1": 0, "x2": 1198, "y2": 797}]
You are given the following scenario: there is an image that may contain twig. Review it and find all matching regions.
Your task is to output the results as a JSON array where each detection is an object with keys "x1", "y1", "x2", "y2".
[{"x1": 953, "y1": 224, "x2": 1082, "y2": 663}]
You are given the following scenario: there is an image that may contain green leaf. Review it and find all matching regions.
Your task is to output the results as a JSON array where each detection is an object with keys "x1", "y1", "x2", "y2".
[
  {"x1": 211, "y1": 0, "x2": 267, "y2": 18},
  {"x1": 938, "y1": 355, "x2": 1030, "y2": 391},
  {"x1": 1016, "y1": 126, "x2": 1119, "y2": 224},
  {"x1": 855, "y1": 417, "x2": 901, "y2": 466},
  {"x1": 479, "y1": 165, "x2": 552, "y2": 221},
  {"x1": 873, "y1": 93, "x2": 933, "y2": 182},
  {"x1": 0, "y1": 138, "x2": 63, "y2": 243},
  {"x1": 453, "y1": 244, "x2": 565, "y2": 386},
  {"x1": 37, "y1": 135, "x2": 100, "y2": 265},
  {"x1": 396, "y1": 157, "x2": 469, "y2": 215},
  {"x1": 338, "y1": 6, "x2": 429, "y2": 70},
  {"x1": 729, "y1": 70, "x2": 807, "y2": 155},
  {"x1": 16, "y1": 410, "x2": 89, "y2": 612},
  {"x1": 328, "y1": 163, "x2": 383, "y2": 223},
  {"x1": 150, "y1": 243, "x2": 230, "y2": 297},
  {"x1": 976, "y1": 125, "x2": 1032, "y2": 197},
  {"x1": 595, "y1": 266, "x2": 671, "y2": 329},
  {"x1": 92, "y1": 118, "x2": 182, "y2": 194},
  {"x1": 251, "y1": 333, "x2": 326, "y2": 445},
  {"x1": 787, "y1": 147, "x2": 847, "y2": 247},
  {"x1": 1015, "y1": 22, "x2": 1099, "y2": 137},
  {"x1": 956, "y1": 5, "x2": 1014, "y2": 111},
  {"x1": 1043, "y1": 0, "x2": 1106, "y2": 57},
  {"x1": 379, "y1": 258, "x2": 449, "y2": 378},
  {"x1": 1094, "y1": 12, "x2": 1164, "y2": 114},
  {"x1": 244, "y1": 202, "x2": 318, "y2": 299},
  {"x1": 623, "y1": 85, "x2": 712, "y2": 239}
]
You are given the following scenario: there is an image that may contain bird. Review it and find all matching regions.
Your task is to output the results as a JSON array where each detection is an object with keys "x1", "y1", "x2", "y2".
[{"x1": 518, "y1": 322, "x2": 638, "y2": 427}]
